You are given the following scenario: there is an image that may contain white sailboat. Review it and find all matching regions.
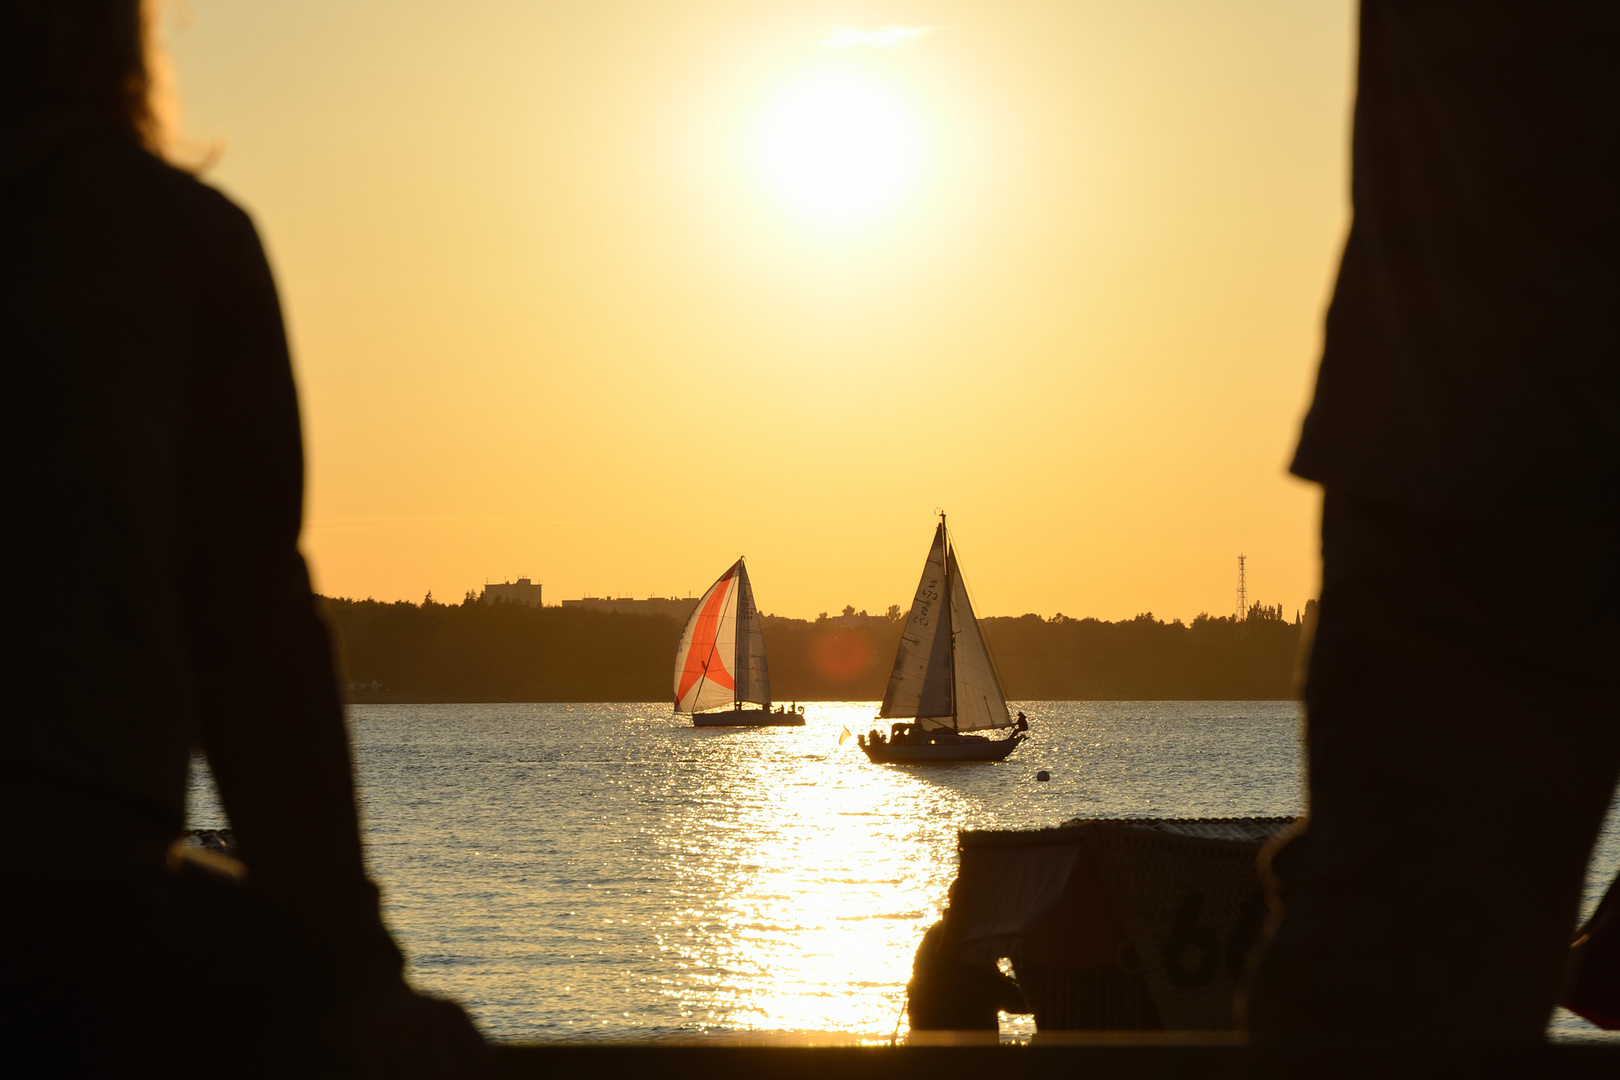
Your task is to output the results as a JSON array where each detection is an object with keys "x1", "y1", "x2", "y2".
[
  {"x1": 860, "y1": 516, "x2": 1027, "y2": 762},
  {"x1": 674, "y1": 558, "x2": 803, "y2": 728}
]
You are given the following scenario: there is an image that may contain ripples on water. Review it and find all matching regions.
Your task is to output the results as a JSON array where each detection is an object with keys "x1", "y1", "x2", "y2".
[{"x1": 187, "y1": 701, "x2": 1619, "y2": 1042}]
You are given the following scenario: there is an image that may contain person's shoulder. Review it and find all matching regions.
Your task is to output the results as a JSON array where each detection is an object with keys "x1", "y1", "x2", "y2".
[
  {"x1": 37, "y1": 124, "x2": 262, "y2": 257},
  {"x1": 114, "y1": 141, "x2": 261, "y2": 255}
]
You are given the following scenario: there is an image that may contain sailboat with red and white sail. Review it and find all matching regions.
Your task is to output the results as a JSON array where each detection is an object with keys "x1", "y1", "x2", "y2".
[{"x1": 674, "y1": 558, "x2": 803, "y2": 728}]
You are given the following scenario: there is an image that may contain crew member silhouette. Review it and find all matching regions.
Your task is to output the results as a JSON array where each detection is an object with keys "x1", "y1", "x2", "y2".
[
  {"x1": 1244, "y1": 1, "x2": 1618, "y2": 1042},
  {"x1": 906, "y1": 921, "x2": 1028, "y2": 1034},
  {"x1": 1, "y1": 3, "x2": 489, "y2": 1075}
]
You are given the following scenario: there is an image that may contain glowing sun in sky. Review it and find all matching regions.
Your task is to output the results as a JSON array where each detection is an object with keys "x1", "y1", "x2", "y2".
[{"x1": 755, "y1": 71, "x2": 923, "y2": 226}]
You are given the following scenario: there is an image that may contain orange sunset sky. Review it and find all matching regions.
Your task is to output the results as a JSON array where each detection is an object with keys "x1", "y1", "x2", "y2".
[{"x1": 164, "y1": 1, "x2": 1355, "y2": 621}]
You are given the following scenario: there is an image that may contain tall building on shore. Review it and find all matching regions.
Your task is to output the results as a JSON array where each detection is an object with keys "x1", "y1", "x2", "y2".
[
  {"x1": 562, "y1": 595, "x2": 698, "y2": 622},
  {"x1": 482, "y1": 578, "x2": 543, "y2": 607}
]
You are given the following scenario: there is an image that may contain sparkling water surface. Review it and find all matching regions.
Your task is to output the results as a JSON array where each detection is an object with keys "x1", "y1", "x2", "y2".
[{"x1": 187, "y1": 701, "x2": 1620, "y2": 1042}]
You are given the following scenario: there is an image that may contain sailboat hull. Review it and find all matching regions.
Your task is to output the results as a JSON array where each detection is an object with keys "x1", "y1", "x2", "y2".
[
  {"x1": 692, "y1": 710, "x2": 805, "y2": 728},
  {"x1": 862, "y1": 732, "x2": 1024, "y2": 763}
]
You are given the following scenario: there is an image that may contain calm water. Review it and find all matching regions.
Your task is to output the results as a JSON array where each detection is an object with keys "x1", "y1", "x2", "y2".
[{"x1": 187, "y1": 701, "x2": 1620, "y2": 1042}]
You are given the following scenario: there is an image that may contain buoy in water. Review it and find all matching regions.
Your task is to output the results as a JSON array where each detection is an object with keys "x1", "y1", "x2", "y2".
[{"x1": 1035, "y1": 770, "x2": 1050, "y2": 782}]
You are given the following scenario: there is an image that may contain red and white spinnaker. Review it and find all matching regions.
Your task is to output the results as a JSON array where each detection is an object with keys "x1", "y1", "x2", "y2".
[{"x1": 673, "y1": 559, "x2": 770, "y2": 715}]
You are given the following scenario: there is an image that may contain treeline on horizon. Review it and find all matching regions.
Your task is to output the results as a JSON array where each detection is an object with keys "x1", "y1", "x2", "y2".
[{"x1": 319, "y1": 595, "x2": 1310, "y2": 703}]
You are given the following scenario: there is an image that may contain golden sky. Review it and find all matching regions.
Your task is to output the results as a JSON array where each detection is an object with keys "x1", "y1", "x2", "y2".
[{"x1": 167, "y1": 1, "x2": 1353, "y2": 621}]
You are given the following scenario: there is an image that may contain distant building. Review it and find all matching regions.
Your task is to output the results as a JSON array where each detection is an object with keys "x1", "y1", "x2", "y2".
[
  {"x1": 561, "y1": 596, "x2": 698, "y2": 622},
  {"x1": 483, "y1": 578, "x2": 543, "y2": 607}
]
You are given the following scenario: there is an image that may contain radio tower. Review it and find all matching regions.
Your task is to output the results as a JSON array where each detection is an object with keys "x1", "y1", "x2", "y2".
[{"x1": 1236, "y1": 554, "x2": 1247, "y2": 623}]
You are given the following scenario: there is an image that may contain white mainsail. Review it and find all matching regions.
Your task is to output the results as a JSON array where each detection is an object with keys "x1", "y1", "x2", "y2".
[
  {"x1": 674, "y1": 559, "x2": 770, "y2": 714},
  {"x1": 879, "y1": 519, "x2": 1011, "y2": 732},
  {"x1": 881, "y1": 523, "x2": 954, "y2": 723},
  {"x1": 731, "y1": 562, "x2": 770, "y2": 707},
  {"x1": 946, "y1": 546, "x2": 1011, "y2": 732}
]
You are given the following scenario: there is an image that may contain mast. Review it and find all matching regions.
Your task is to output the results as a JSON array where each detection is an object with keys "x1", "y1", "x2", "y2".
[
  {"x1": 733, "y1": 556, "x2": 746, "y2": 709},
  {"x1": 943, "y1": 512, "x2": 958, "y2": 732}
]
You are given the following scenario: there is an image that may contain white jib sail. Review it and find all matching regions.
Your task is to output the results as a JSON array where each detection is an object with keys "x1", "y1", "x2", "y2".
[
  {"x1": 880, "y1": 522, "x2": 954, "y2": 724},
  {"x1": 673, "y1": 562, "x2": 740, "y2": 714},
  {"x1": 731, "y1": 561, "x2": 770, "y2": 707},
  {"x1": 946, "y1": 546, "x2": 1011, "y2": 732}
]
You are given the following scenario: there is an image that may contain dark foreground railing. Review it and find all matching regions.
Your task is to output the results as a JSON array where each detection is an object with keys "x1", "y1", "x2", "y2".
[{"x1": 493, "y1": 1037, "x2": 1620, "y2": 1080}]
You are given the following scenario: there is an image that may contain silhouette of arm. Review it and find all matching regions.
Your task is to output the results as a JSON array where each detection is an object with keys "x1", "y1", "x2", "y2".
[
  {"x1": 178, "y1": 204, "x2": 492, "y2": 1076},
  {"x1": 178, "y1": 198, "x2": 403, "y2": 1002}
]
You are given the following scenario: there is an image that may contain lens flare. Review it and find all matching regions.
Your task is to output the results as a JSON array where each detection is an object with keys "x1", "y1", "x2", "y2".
[{"x1": 811, "y1": 628, "x2": 877, "y2": 687}]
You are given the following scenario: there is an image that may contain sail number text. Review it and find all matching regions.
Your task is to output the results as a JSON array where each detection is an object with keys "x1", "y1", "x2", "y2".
[{"x1": 911, "y1": 578, "x2": 941, "y2": 626}]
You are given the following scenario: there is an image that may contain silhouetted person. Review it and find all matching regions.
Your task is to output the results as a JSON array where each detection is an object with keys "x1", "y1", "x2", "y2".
[
  {"x1": 1244, "y1": 1, "x2": 1618, "y2": 1043},
  {"x1": 906, "y1": 921, "x2": 1027, "y2": 1032},
  {"x1": 0, "y1": 4, "x2": 489, "y2": 1075}
]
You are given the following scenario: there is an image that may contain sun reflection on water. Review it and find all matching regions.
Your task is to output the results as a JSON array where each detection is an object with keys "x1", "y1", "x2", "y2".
[
  {"x1": 184, "y1": 700, "x2": 1360, "y2": 1041},
  {"x1": 654, "y1": 704, "x2": 980, "y2": 1037}
]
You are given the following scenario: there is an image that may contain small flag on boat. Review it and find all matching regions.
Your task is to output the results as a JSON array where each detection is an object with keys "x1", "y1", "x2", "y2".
[{"x1": 839, "y1": 726, "x2": 852, "y2": 745}]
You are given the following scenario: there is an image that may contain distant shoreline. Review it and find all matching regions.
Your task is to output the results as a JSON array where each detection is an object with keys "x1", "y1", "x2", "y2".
[{"x1": 322, "y1": 596, "x2": 1310, "y2": 704}]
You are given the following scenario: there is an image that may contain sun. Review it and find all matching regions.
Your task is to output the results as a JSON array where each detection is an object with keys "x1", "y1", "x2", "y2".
[{"x1": 755, "y1": 71, "x2": 923, "y2": 227}]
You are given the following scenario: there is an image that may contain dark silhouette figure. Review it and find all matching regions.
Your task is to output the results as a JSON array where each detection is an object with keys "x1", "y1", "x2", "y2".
[
  {"x1": 0, "y1": 4, "x2": 488, "y2": 1075},
  {"x1": 906, "y1": 922, "x2": 1028, "y2": 1032},
  {"x1": 1244, "y1": 1, "x2": 1618, "y2": 1043}
]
